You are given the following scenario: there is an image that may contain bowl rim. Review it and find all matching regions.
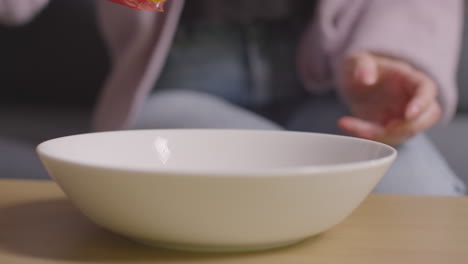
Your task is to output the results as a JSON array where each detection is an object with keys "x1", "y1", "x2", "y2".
[{"x1": 36, "y1": 129, "x2": 397, "y2": 178}]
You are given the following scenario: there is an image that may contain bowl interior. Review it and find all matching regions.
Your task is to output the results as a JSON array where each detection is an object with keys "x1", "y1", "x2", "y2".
[{"x1": 38, "y1": 130, "x2": 395, "y2": 173}]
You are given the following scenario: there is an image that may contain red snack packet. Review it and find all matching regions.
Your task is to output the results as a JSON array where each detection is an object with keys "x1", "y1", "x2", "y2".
[{"x1": 107, "y1": 0, "x2": 166, "y2": 12}]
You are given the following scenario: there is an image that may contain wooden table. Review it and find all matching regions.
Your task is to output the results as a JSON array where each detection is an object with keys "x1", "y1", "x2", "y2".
[{"x1": 1, "y1": 180, "x2": 468, "y2": 264}]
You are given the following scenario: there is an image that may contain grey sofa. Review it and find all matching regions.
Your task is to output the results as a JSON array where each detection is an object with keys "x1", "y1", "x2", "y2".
[
  {"x1": 425, "y1": 11, "x2": 468, "y2": 187},
  {"x1": 1, "y1": 0, "x2": 467, "y2": 188},
  {"x1": 429, "y1": 115, "x2": 468, "y2": 186},
  {"x1": 0, "y1": 0, "x2": 104, "y2": 179}
]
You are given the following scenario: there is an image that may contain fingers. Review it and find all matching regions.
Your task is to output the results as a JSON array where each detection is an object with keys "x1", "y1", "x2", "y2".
[
  {"x1": 338, "y1": 116, "x2": 385, "y2": 140},
  {"x1": 405, "y1": 73, "x2": 438, "y2": 120},
  {"x1": 375, "y1": 59, "x2": 438, "y2": 121},
  {"x1": 339, "y1": 116, "x2": 407, "y2": 146},
  {"x1": 345, "y1": 52, "x2": 379, "y2": 88},
  {"x1": 353, "y1": 53, "x2": 379, "y2": 85},
  {"x1": 339, "y1": 102, "x2": 441, "y2": 146},
  {"x1": 392, "y1": 102, "x2": 441, "y2": 137}
]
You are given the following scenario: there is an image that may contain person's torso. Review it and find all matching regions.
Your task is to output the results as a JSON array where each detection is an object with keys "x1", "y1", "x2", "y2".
[{"x1": 153, "y1": 0, "x2": 318, "y2": 108}]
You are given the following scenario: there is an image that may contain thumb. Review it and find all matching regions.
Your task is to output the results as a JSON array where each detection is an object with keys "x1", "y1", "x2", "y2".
[{"x1": 346, "y1": 52, "x2": 379, "y2": 86}]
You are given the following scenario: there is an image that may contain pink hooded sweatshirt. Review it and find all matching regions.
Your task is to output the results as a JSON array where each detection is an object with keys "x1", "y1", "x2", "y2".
[{"x1": 1, "y1": 0, "x2": 464, "y2": 131}]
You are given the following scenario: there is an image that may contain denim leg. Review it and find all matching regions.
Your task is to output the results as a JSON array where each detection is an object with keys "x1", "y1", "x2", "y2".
[
  {"x1": 0, "y1": 137, "x2": 50, "y2": 180},
  {"x1": 153, "y1": 23, "x2": 251, "y2": 107},
  {"x1": 134, "y1": 89, "x2": 282, "y2": 130}
]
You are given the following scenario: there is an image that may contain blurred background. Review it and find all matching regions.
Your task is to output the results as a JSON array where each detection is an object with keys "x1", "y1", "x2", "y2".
[{"x1": 0, "y1": 0, "x2": 467, "y2": 185}]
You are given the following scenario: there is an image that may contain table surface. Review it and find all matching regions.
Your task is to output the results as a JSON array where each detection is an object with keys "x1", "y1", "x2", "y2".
[{"x1": 1, "y1": 179, "x2": 468, "y2": 264}]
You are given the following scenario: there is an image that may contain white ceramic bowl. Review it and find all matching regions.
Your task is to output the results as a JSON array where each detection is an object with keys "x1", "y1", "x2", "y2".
[{"x1": 37, "y1": 129, "x2": 396, "y2": 252}]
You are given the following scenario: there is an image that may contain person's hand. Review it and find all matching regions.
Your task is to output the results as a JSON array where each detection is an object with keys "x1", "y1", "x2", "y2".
[{"x1": 338, "y1": 52, "x2": 441, "y2": 146}]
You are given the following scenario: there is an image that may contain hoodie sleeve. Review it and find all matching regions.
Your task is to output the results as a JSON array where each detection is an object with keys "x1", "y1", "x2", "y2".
[{"x1": 306, "y1": 0, "x2": 464, "y2": 123}]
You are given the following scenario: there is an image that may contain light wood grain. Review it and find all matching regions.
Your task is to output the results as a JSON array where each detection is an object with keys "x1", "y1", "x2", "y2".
[{"x1": 1, "y1": 179, "x2": 468, "y2": 264}]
